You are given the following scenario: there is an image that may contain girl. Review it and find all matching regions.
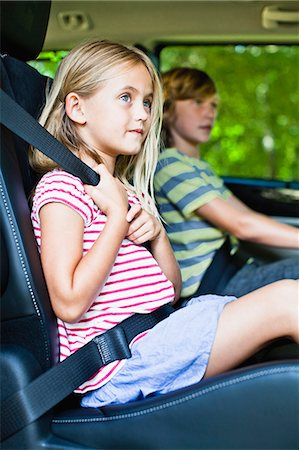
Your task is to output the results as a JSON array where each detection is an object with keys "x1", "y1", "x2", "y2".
[
  {"x1": 30, "y1": 41, "x2": 298, "y2": 408},
  {"x1": 154, "y1": 67, "x2": 299, "y2": 300}
]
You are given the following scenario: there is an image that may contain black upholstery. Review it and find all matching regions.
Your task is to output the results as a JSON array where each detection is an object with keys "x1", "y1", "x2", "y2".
[
  {"x1": 1, "y1": 2, "x2": 299, "y2": 448},
  {"x1": 52, "y1": 364, "x2": 299, "y2": 450},
  {"x1": 0, "y1": 55, "x2": 49, "y2": 196},
  {"x1": 0, "y1": 56, "x2": 57, "y2": 366},
  {"x1": 0, "y1": 1, "x2": 51, "y2": 62}
]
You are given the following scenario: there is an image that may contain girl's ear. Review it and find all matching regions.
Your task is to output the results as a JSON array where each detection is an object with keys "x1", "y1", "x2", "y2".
[{"x1": 65, "y1": 93, "x2": 86, "y2": 124}]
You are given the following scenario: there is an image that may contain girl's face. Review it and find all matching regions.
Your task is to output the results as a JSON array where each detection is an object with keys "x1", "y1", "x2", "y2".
[
  {"x1": 170, "y1": 95, "x2": 218, "y2": 149},
  {"x1": 78, "y1": 62, "x2": 153, "y2": 169}
]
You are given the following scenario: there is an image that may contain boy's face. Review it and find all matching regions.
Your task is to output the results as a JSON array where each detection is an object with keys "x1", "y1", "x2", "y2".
[{"x1": 171, "y1": 95, "x2": 218, "y2": 148}]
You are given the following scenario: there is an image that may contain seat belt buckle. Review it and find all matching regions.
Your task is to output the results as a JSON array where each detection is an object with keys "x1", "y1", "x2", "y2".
[{"x1": 93, "y1": 327, "x2": 132, "y2": 365}]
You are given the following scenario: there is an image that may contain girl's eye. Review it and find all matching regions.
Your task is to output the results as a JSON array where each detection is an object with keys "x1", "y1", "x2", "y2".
[
  {"x1": 143, "y1": 98, "x2": 152, "y2": 109},
  {"x1": 120, "y1": 93, "x2": 131, "y2": 103}
]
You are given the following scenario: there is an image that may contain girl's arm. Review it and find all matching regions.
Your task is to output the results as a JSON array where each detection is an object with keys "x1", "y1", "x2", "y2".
[
  {"x1": 197, "y1": 194, "x2": 299, "y2": 249},
  {"x1": 40, "y1": 165, "x2": 129, "y2": 323},
  {"x1": 127, "y1": 205, "x2": 182, "y2": 302},
  {"x1": 150, "y1": 227, "x2": 182, "y2": 303}
]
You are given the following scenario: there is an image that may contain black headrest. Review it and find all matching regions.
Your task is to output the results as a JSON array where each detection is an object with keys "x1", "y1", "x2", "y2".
[
  {"x1": 0, "y1": 1, "x2": 51, "y2": 61},
  {"x1": 0, "y1": 55, "x2": 50, "y2": 196}
]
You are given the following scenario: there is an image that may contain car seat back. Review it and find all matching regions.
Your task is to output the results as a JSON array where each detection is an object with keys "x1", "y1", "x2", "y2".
[
  {"x1": 0, "y1": 55, "x2": 58, "y2": 378},
  {"x1": 1, "y1": 1, "x2": 58, "y2": 402}
]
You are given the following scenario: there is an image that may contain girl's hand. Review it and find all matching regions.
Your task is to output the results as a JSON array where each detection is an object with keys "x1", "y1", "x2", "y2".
[
  {"x1": 84, "y1": 164, "x2": 128, "y2": 218},
  {"x1": 127, "y1": 204, "x2": 182, "y2": 301},
  {"x1": 126, "y1": 204, "x2": 162, "y2": 244}
]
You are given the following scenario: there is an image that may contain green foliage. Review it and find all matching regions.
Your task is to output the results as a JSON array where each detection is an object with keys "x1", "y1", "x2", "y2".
[
  {"x1": 160, "y1": 45, "x2": 299, "y2": 181},
  {"x1": 28, "y1": 51, "x2": 68, "y2": 78},
  {"x1": 29, "y1": 47, "x2": 299, "y2": 181}
]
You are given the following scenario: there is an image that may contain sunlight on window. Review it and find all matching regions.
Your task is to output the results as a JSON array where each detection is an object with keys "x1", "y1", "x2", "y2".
[{"x1": 160, "y1": 45, "x2": 299, "y2": 181}]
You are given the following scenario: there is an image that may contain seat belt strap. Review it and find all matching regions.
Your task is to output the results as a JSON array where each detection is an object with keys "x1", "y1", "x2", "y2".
[
  {"x1": 0, "y1": 88, "x2": 100, "y2": 186},
  {"x1": 187, "y1": 238, "x2": 250, "y2": 298},
  {"x1": 196, "y1": 238, "x2": 235, "y2": 295},
  {"x1": 1, "y1": 304, "x2": 174, "y2": 441}
]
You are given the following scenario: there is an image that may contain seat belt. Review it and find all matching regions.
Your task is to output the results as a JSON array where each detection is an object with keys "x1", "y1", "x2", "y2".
[
  {"x1": 1, "y1": 305, "x2": 174, "y2": 441},
  {"x1": 0, "y1": 88, "x2": 100, "y2": 186},
  {"x1": 0, "y1": 88, "x2": 175, "y2": 440},
  {"x1": 196, "y1": 238, "x2": 237, "y2": 295},
  {"x1": 182, "y1": 238, "x2": 250, "y2": 301}
]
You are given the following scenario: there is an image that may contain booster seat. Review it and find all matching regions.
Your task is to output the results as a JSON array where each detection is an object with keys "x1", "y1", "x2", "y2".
[{"x1": 1, "y1": 2, "x2": 299, "y2": 449}]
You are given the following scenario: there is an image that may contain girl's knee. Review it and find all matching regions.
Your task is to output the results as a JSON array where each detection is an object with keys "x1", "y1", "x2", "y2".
[
  {"x1": 275, "y1": 279, "x2": 298, "y2": 297},
  {"x1": 251, "y1": 279, "x2": 298, "y2": 322},
  {"x1": 272, "y1": 279, "x2": 298, "y2": 322},
  {"x1": 257, "y1": 279, "x2": 298, "y2": 342}
]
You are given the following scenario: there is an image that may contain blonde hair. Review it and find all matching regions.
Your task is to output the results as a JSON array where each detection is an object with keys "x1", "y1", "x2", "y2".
[
  {"x1": 161, "y1": 68, "x2": 217, "y2": 147},
  {"x1": 29, "y1": 40, "x2": 163, "y2": 216}
]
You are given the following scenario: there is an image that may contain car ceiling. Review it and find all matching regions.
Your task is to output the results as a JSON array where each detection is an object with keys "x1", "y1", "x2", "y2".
[{"x1": 44, "y1": 0, "x2": 299, "y2": 52}]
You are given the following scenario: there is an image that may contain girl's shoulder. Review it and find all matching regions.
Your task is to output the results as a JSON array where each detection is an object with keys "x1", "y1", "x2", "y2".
[
  {"x1": 32, "y1": 169, "x2": 95, "y2": 225},
  {"x1": 36, "y1": 169, "x2": 84, "y2": 192}
]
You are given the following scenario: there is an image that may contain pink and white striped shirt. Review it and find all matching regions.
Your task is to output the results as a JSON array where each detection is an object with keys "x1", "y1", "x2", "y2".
[{"x1": 31, "y1": 170, "x2": 174, "y2": 393}]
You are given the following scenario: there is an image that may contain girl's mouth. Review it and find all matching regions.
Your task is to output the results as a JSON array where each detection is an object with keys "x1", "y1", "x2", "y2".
[{"x1": 130, "y1": 129, "x2": 144, "y2": 135}]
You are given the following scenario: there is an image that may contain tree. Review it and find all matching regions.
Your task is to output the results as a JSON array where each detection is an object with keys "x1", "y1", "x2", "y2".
[{"x1": 160, "y1": 45, "x2": 299, "y2": 181}]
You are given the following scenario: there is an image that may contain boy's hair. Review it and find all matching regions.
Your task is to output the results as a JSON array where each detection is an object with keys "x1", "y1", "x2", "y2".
[
  {"x1": 161, "y1": 68, "x2": 216, "y2": 148},
  {"x1": 29, "y1": 40, "x2": 163, "y2": 216}
]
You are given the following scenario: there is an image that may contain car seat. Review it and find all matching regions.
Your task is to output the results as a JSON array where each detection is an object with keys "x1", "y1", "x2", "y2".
[{"x1": 1, "y1": 2, "x2": 299, "y2": 449}]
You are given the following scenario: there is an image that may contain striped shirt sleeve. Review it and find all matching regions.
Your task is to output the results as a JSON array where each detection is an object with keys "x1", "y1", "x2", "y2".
[
  {"x1": 32, "y1": 170, "x2": 94, "y2": 226},
  {"x1": 155, "y1": 151, "x2": 231, "y2": 219}
]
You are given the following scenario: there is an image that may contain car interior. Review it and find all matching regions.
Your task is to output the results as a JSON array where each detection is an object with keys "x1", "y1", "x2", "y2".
[{"x1": 1, "y1": 1, "x2": 299, "y2": 449}]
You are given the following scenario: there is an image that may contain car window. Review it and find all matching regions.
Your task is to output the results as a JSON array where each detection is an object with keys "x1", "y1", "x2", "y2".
[
  {"x1": 29, "y1": 44, "x2": 299, "y2": 185},
  {"x1": 29, "y1": 50, "x2": 68, "y2": 78},
  {"x1": 159, "y1": 44, "x2": 299, "y2": 182}
]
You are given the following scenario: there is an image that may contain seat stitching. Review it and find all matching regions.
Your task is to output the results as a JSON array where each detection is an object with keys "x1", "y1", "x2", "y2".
[
  {"x1": 52, "y1": 365, "x2": 299, "y2": 424},
  {"x1": 0, "y1": 179, "x2": 51, "y2": 362},
  {"x1": 1, "y1": 181, "x2": 41, "y2": 316}
]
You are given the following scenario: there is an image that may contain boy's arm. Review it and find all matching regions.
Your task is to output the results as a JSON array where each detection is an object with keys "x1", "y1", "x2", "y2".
[{"x1": 197, "y1": 194, "x2": 299, "y2": 249}]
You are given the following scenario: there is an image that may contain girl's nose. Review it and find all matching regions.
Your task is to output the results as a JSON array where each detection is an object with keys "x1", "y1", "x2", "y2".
[{"x1": 134, "y1": 101, "x2": 149, "y2": 121}]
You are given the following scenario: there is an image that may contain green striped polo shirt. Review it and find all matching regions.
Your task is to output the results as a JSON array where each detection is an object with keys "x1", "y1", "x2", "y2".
[{"x1": 154, "y1": 148, "x2": 232, "y2": 298}]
